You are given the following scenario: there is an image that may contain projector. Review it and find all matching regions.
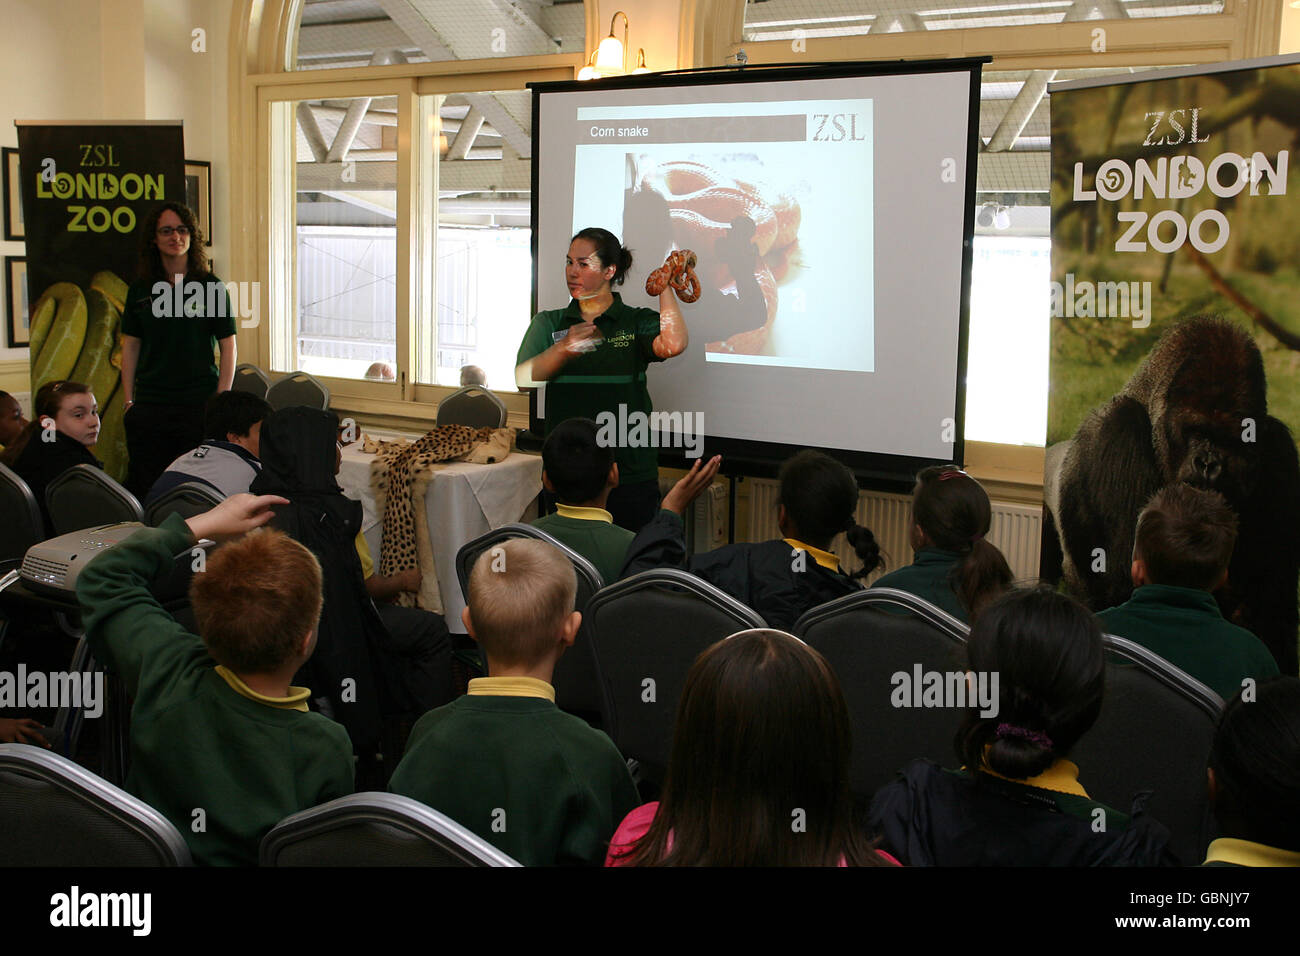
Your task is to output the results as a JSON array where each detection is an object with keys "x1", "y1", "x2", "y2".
[{"x1": 19, "y1": 523, "x2": 146, "y2": 597}]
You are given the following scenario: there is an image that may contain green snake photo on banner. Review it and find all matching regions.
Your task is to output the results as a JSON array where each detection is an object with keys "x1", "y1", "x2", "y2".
[
  {"x1": 1042, "y1": 56, "x2": 1300, "y2": 676},
  {"x1": 15, "y1": 121, "x2": 186, "y2": 482}
]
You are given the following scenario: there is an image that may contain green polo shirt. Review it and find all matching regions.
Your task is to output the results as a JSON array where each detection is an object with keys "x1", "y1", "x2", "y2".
[
  {"x1": 1096, "y1": 584, "x2": 1280, "y2": 701},
  {"x1": 870, "y1": 547, "x2": 969, "y2": 622},
  {"x1": 122, "y1": 275, "x2": 236, "y2": 405},
  {"x1": 517, "y1": 294, "x2": 665, "y2": 485}
]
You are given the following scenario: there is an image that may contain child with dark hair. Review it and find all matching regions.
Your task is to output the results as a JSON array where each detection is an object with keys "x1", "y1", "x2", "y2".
[
  {"x1": 76, "y1": 494, "x2": 354, "y2": 865},
  {"x1": 0, "y1": 390, "x2": 28, "y2": 448},
  {"x1": 1203, "y1": 676, "x2": 1300, "y2": 866},
  {"x1": 1097, "y1": 484, "x2": 1278, "y2": 700},
  {"x1": 391, "y1": 538, "x2": 638, "y2": 865},
  {"x1": 621, "y1": 450, "x2": 882, "y2": 629},
  {"x1": 607, "y1": 629, "x2": 898, "y2": 867},
  {"x1": 530, "y1": 417, "x2": 634, "y2": 582},
  {"x1": 869, "y1": 587, "x2": 1175, "y2": 866},
  {"x1": 0, "y1": 380, "x2": 102, "y2": 536},
  {"x1": 144, "y1": 390, "x2": 273, "y2": 506},
  {"x1": 870, "y1": 466, "x2": 1013, "y2": 622}
]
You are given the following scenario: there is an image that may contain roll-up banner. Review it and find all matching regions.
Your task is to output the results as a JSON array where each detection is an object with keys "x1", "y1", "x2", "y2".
[
  {"x1": 1043, "y1": 55, "x2": 1300, "y2": 674},
  {"x1": 15, "y1": 121, "x2": 185, "y2": 480}
]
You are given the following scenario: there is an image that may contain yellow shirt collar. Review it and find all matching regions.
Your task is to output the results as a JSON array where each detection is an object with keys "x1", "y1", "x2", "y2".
[
  {"x1": 214, "y1": 665, "x2": 311, "y2": 712},
  {"x1": 555, "y1": 503, "x2": 614, "y2": 524},
  {"x1": 467, "y1": 676, "x2": 556, "y2": 702},
  {"x1": 1204, "y1": 838, "x2": 1300, "y2": 867},
  {"x1": 982, "y1": 757, "x2": 1089, "y2": 798},
  {"x1": 784, "y1": 538, "x2": 840, "y2": 572}
]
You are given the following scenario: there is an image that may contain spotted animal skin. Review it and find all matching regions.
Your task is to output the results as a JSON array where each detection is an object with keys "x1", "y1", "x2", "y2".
[{"x1": 368, "y1": 424, "x2": 497, "y2": 608}]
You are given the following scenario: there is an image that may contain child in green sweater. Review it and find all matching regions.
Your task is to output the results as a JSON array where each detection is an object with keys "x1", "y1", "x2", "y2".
[
  {"x1": 531, "y1": 417, "x2": 634, "y2": 584},
  {"x1": 390, "y1": 536, "x2": 639, "y2": 865},
  {"x1": 1096, "y1": 484, "x2": 1278, "y2": 701},
  {"x1": 77, "y1": 494, "x2": 354, "y2": 865}
]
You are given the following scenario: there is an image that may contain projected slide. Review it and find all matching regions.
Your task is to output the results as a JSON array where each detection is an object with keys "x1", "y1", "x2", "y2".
[{"x1": 572, "y1": 100, "x2": 874, "y2": 372}]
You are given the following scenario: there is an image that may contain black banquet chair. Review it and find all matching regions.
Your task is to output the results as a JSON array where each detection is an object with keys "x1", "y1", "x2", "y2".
[
  {"x1": 436, "y1": 385, "x2": 507, "y2": 430},
  {"x1": 584, "y1": 568, "x2": 766, "y2": 784},
  {"x1": 45, "y1": 464, "x2": 144, "y2": 536},
  {"x1": 145, "y1": 481, "x2": 225, "y2": 527},
  {"x1": 231, "y1": 363, "x2": 273, "y2": 400},
  {"x1": 1070, "y1": 633, "x2": 1225, "y2": 866},
  {"x1": 0, "y1": 463, "x2": 44, "y2": 571},
  {"x1": 265, "y1": 370, "x2": 331, "y2": 411},
  {"x1": 260, "y1": 792, "x2": 520, "y2": 866},
  {"x1": 794, "y1": 587, "x2": 970, "y2": 801},
  {"x1": 455, "y1": 523, "x2": 605, "y2": 715},
  {"x1": 0, "y1": 743, "x2": 191, "y2": 866}
]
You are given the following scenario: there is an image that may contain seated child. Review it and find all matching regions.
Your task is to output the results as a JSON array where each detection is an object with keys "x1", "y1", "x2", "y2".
[
  {"x1": 76, "y1": 494, "x2": 354, "y2": 865},
  {"x1": 0, "y1": 389, "x2": 29, "y2": 449},
  {"x1": 1203, "y1": 676, "x2": 1300, "y2": 866},
  {"x1": 869, "y1": 586, "x2": 1175, "y2": 866},
  {"x1": 621, "y1": 450, "x2": 882, "y2": 630},
  {"x1": 531, "y1": 417, "x2": 634, "y2": 583},
  {"x1": 249, "y1": 407, "x2": 453, "y2": 778},
  {"x1": 0, "y1": 380, "x2": 102, "y2": 536},
  {"x1": 1096, "y1": 483, "x2": 1278, "y2": 701},
  {"x1": 606, "y1": 628, "x2": 899, "y2": 867},
  {"x1": 145, "y1": 390, "x2": 272, "y2": 506},
  {"x1": 870, "y1": 466, "x2": 1013, "y2": 622},
  {"x1": 389, "y1": 538, "x2": 639, "y2": 865}
]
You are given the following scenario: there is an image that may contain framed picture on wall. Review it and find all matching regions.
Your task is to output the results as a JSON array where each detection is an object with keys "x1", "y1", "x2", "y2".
[
  {"x1": 185, "y1": 160, "x2": 212, "y2": 246},
  {"x1": 3, "y1": 148, "x2": 23, "y2": 241},
  {"x1": 5, "y1": 256, "x2": 28, "y2": 347}
]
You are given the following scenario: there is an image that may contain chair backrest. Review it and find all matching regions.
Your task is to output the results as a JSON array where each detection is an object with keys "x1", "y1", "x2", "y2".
[
  {"x1": 46, "y1": 464, "x2": 144, "y2": 536},
  {"x1": 455, "y1": 523, "x2": 605, "y2": 713},
  {"x1": 265, "y1": 370, "x2": 330, "y2": 411},
  {"x1": 145, "y1": 481, "x2": 225, "y2": 527},
  {"x1": 795, "y1": 587, "x2": 971, "y2": 800},
  {"x1": 585, "y1": 568, "x2": 767, "y2": 781},
  {"x1": 1070, "y1": 634, "x2": 1224, "y2": 865},
  {"x1": 0, "y1": 743, "x2": 191, "y2": 865},
  {"x1": 436, "y1": 385, "x2": 507, "y2": 429},
  {"x1": 231, "y1": 363, "x2": 272, "y2": 399},
  {"x1": 0, "y1": 462, "x2": 44, "y2": 568},
  {"x1": 260, "y1": 792, "x2": 521, "y2": 866}
]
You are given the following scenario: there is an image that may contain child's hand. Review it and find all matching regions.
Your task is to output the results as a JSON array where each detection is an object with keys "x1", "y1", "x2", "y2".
[
  {"x1": 661, "y1": 455, "x2": 722, "y2": 516},
  {"x1": 0, "y1": 718, "x2": 51, "y2": 747},
  {"x1": 396, "y1": 567, "x2": 422, "y2": 593},
  {"x1": 185, "y1": 493, "x2": 289, "y2": 542}
]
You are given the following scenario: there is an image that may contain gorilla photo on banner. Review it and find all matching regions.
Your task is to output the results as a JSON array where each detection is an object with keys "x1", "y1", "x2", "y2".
[
  {"x1": 1044, "y1": 61, "x2": 1300, "y2": 677},
  {"x1": 1049, "y1": 318, "x2": 1300, "y2": 675}
]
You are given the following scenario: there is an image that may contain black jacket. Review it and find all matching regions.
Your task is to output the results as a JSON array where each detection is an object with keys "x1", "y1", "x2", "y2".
[
  {"x1": 619, "y1": 509, "x2": 863, "y2": 629},
  {"x1": 868, "y1": 759, "x2": 1178, "y2": 867},
  {"x1": 249, "y1": 406, "x2": 385, "y2": 753},
  {"x1": 7, "y1": 430, "x2": 103, "y2": 537}
]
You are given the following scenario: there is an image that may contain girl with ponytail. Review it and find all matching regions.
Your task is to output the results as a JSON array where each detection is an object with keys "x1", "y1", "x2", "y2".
[
  {"x1": 868, "y1": 586, "x2": 1176, "y2": 866},
  {"x1": 622, "y1": 449, "x2": 884, "y2": 630},
  {"x1": 871, "y1": 465, "x2": 1013, "y2": 622}
]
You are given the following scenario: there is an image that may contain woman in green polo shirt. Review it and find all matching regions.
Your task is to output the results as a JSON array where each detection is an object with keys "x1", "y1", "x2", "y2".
[
  {"x1": 516, "y1": 227, "x2": 689, "y2": 532},
  {"x1": 120, "y1": 202, "x2": 236, "y2": 498}
]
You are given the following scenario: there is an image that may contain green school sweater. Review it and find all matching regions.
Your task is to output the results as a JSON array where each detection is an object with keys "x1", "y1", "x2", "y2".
[
  {"x1": 870, "y1": 548, "x2": 969, "y2": 622},
  {"x1": 77, "y1": 515, "x2": 354, "y2": 866},
  {"x1": 531, "y1": 507, "x2": 634, "y2": 584},
  {"x1": 389, "y1": 688, "x2": 640, "y2": 866},
  {"x1": 1096, "y1": 584, "x2": 1280, "y2": 702}
]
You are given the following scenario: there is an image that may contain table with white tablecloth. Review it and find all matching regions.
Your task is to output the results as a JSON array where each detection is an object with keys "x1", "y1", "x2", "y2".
[{"x1": 337, "y1": 435, "x2": 542, "y2": 633}]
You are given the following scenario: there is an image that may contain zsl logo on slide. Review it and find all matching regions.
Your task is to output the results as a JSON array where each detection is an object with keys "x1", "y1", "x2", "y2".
[{"x1": 810, "y1": 113, "x2": 866, "y2": 142}]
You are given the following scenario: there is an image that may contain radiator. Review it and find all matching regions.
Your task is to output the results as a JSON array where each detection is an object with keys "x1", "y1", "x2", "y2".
[
  {"x1": 658, "y1": 476, "x2": 729, "y2": 554},
  {"x1": 745, "y1": 479, "x2": 1042, "y2": 583}
]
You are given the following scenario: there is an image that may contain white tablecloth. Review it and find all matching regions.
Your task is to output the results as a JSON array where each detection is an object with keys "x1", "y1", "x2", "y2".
[{"x1": 337, "y1": 433, "x2": 542, "y2": 632}]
